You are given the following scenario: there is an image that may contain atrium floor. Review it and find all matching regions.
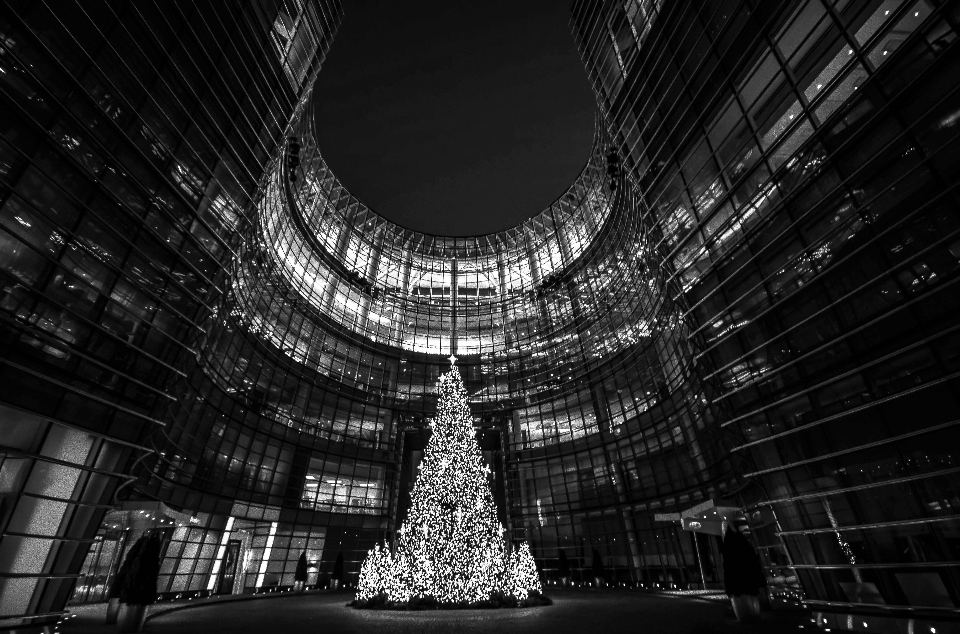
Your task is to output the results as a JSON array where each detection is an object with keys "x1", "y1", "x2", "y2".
[{"x1": 61, "y1": 589, "x2": 808, "y2": 634}]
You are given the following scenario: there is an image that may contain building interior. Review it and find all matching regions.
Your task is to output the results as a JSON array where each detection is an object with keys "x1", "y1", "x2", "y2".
[{"x1": 0, "y1": 0, "x2": 958, "y2": 632}]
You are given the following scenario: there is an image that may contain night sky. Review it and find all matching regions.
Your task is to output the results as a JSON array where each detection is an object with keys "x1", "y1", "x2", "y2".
[{"x1": 311, "y1": 2, "x2": 597, "y2": 237}]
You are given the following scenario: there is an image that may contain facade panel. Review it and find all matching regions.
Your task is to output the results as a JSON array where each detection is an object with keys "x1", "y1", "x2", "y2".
[{"x1": 574, "y1": 0, "x2": 960, "y2": 613}]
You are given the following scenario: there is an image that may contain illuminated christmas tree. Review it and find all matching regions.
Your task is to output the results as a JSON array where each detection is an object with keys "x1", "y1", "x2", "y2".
[
  {"x1": 506, "y1": 542, "x2": 541, "y2": 601},
  {"x1": 355, "y1": 543, "x2": 392, "y2": 601},
  {"x1": 355, "y1": 358, "x2": 542, "y2": 606}
]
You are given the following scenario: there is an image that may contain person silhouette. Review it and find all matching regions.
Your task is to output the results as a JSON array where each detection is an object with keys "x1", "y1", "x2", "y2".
[{"x1": 719, "y1": 520, "x2": 766, "y2": 622}]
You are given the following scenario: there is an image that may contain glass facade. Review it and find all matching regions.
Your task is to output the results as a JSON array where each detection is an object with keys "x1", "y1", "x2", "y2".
[
  {"x1": 0, "y1": 0, "x2": 341, "y2": 627},
  {"x1": 0, "y1": 0, "x2": 957, "y2": 629},
  {"x1": 574, "y1": 0, "x2": 960, "y2": 616}
]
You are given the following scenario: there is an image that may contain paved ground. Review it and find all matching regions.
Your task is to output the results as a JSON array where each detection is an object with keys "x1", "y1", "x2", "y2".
[{"x1": 62, "y1": 590, "x2": 808, "y2": 634}]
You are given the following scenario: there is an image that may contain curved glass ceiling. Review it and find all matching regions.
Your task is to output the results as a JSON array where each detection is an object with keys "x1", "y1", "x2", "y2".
[{"x1": 247, "y1": 92, "x2": 621, "y2": 358}]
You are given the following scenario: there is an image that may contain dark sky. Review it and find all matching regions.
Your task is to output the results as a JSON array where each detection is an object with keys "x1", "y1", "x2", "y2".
[{"x1": 311, "y1": 2, "x2": 597, "y2": 236}]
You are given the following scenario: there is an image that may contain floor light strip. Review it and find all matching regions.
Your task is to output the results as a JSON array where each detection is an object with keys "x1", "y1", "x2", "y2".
[
  {"x1": 255, "y1": 521, "x2": 279, "y2": 589},
  {"x1": 207, "y1": 517, "x2": 236, "y2": 591}
]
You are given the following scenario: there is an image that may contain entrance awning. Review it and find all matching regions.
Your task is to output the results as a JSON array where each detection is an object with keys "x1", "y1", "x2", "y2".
[{"x1": 653, "y1": 498, "x2": 742, "y2": 536}]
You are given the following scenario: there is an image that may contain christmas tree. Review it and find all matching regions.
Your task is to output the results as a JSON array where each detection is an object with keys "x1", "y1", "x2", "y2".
[
  {"x1": 356, "y1": 358, "x2": 541, "y2": 606},
  {"x1": 506, "y1": 542, "x2": 541, "y2": 601}
]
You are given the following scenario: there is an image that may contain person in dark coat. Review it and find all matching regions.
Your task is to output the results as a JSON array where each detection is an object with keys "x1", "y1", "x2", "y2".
[{"x1": 719, "y1": 521, "x2": 766, "y2": 622}]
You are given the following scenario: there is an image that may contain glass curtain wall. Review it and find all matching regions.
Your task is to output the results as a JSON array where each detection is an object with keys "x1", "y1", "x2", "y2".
[
  {"x1": 11, "y1": 0, "x2": 956, "y2": 624},
  {"x1": 1, "y1": 0, "x2": 737, "y2": 613},
  {"x1": 151, "y1": 51, "x2": 735, "y2": 590},
  {"x1": 0, "y1": 0, "x2": 341, "y2": 627},
  {"x1": 574, "y1": 0, "x2": 960, "y2": 613}
]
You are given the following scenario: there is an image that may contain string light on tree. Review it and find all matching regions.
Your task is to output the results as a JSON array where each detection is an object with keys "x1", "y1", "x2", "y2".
[
  {"x1": 506, "y1": 542, "x2": 541, "y2": 601},
  {"x1": 356, "y1": 543, "x2": 392, "y2": 601},
  {"x1": 355, "y1": 360, "x2": 541, "y2": 606}
]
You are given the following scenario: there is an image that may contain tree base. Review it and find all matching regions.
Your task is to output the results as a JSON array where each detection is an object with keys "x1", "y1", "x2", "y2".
[{"x1": 349, "y1": 592, "x2": 552, "y2": 610}]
